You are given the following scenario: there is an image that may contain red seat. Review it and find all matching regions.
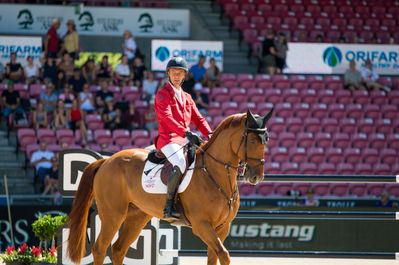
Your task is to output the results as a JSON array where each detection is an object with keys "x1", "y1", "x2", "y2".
[
  {"x1": 380, "y1": 148, "x2": 397, "y2": 165},
  {"x1": 374, "y1": 164, "x2": 391, "y2": 175},
  {"x1": 352, "y1": 133, "x2": 369, "y2": 149},
  {"x1": 313, "y1": 183, "x2": 330, "y2": 196},
  {"x1": 364, "y1": 104, "x2": 381, "y2": 119},
  {"x1": 275, "y1": 102, "x2": 293, "y2": 118},
  {"x1": 229, "y1": 88, "x2": 248, "y2": 102},
  {"x1": 221, "y1": 102, "x2": 239, "y2": 116},
  {"x1": 394, "y1": 164, "x2": 399, "y2": 175},
  {"x1": 122, "y1": 86, "x2": 140, "y2": 101},
  {"x1": 326, "y1": 147, "x2": 344, "y2": 164},
  {"x1": 333, "y1": 133, "x2": 350, "y2": 148},
  {"x1": 270, "y1": 147, "x2": 289, "y2": 163},
  {"x1": 349, "y1": 18, "x2": 363, "y2": 27},
  {"x1": 208, "y1": 102, "x2": 222, "y2": 117},
  {"x1": 387, "y1": 184, "x2": 399, "y2": 198},
  {"x1": 279, "y1": 132, "x2": 296, "y2": 148},
  {"x1": 248, "y1": 88, "x2": 266, "y2": 103},
  {"x1": 353, "y1": 90, "x2": 370, "y2": 105},
  {"x1": 239, "y1": 102, "x2": 257, "y2": 113},
  {"x1": 346, "y1": 104, "x2": 363, "y2": 119},
  {"x1": 299, "y1": 162, "x2": 318, "y2": 174},
  {"x1": 369, "y1": 133, "x2": 386, "y2": 149},
  {"x1": 212, "y1": 87, "x2": 229, "y2": 102},
  {"x1": 275, "y1": 183, "x2": 293, "y2": 196},
  {"x1": 338, "y1": 6, "x2": 353, "y2": 14},
  {"x1": 265, "y1": 89, "x2": 283, "y2": 103},
  {"x1": 376, "y1": 119, "x2": 393, "y2": 134},
  {"x1": 264, "y1": 161, "x2": 282, "y2": 174},
  {"x1": 340, "y1": 118, "x2": 357, "y2": 134},
  {"x1": 344, "y1": 148, "x2": 362, "y2": 164},
  {"x1": 361, "y1": 148, "x2": 379, "y2": 164},
  {"x1": 289, "y1": 147, "x2": 307, "y2": 163},
  {"x1": 318, "y1": 89, "x2": 336, "y2": 104},
  {"x1": 134, "y1": 136, "x2": 151, "y2": 148},
  {"x1": 94, "y1": 129, "x2": 113, "y2": 145},
  {"x1": 268, "y1": 117, "x2": 286, "y2": 133},
  {"x1": 321, "y1": 118, "x2": 339, "y2": 133},
  {"x1": 56, "y1": 129, "x2": 75, "y2": 144},
  {"x1": 283, "y1": 16, "x2": 298, "y2": 25},
  {"x1": 255, "y1": 182, "x2": 275, "y2": 196},
  {"x1": 37, "y1": 128, "x2": 56, "y2": 144},
  {"x1": 315, "y1": 132, "x2": 332, "y2": 148},
  {"x1": 107, "y1": 144, "x2": 121, "y2": 153},
  {"x1": 300, "y1": 89, "x2": 318, "y2": 104},
  {"x1": 283, "y1": 89, "x2": 301, "y2": 103},
  {"x1": 29, "y1": 84, "x2": 46, "y2": 98},
  {"x1": 381, "y1": 105, "x2": 397, "y2": 119},
  {"x1": 240, "y1": 80, "x2": 256, "y2": 89},
  {"x1": 240, "y1": 3, "x2": 255, "y2": 12},
  {"x1": 387, "y1": 134, "x2": 399, "y2": 149},
  {"x1": 282, "y1": 162, "x2": 300, "y2": 174},
  {"x1": 377, "y1": 77, "x2": 392, "y2": 89},
  {"x1": 388, "y1": 90, "x2": 399, "y2": 105},
  {"x1": 113, "y1": 129, "x2": 132, "y2": 146},
  {"x1": 220, "y1": 73, "x2": 236, "y2": 82},
  {"x1": 337, "y1": 163, "x2": 355, "y2": 175},
  {"x1": 17, "y1": 128, "x2": 37, "y2": 150},
  {"x1": 306, "y1": 5, "x2": 320, "y2": 13},
  {"x1": 286, "y1": 117, "x2": 304, "y2": 133},
  {"x1": 368, "y1": 184, "x2": 386, "y2": 197},
  {"x1": 311, "y1": 103, "x2": 328, "y2": 119},
  {"x1": 86, "y1": 114, "x2": 104, "y2": 130},
  {"x1": 293, "y1": 103, "x2": 311, "y2": 119},
  {"x1": 304, "y1": 117, "x2": 321, "y2": 133},
  {"x1": 319, "y1": 163, "x2": 336, "y2": 175},
  {"x1": 250, "y1": 15, "x2": 265, "y2": 25},
  {"x1": 358, "y1": 118, "x2": 375, "y2": 135},
  {"x1": 256, "y1": 102, "x2": 274, "y2": 116},
  {"x1": 274, "y1": 80, "x2": 291, "y2": 90},
  {"x1": 365, "y1": 18, "x2": 379, "y2": 27},
  {"x1": 331, "y1": 184, "x2": 349, "y2": 197},
  {"x1": 308, "y1": 147, "x2": 325, "y2": 163},
  {"x1": 335, "y1": 90, "x2": 352, "y2": 105},
  {"x1": 239, "y1": 183, "x2": 256, "y2": 196},
  {"x1": 26, "y1": 144, "x2": 40, "y2": 159},
  {"x1": 131, "y1": 129, "x2": 149, "y2": 141},
  {"x1": 242, "y1": 27, "x2": 258, "y2": 43},
  {"x1": 297, "y1": 132, "x2": 314, "y2": 148},
  {"x1": 212, "y1": 116, "x2": 225, "y2": 129},
  {"x1": 349, "y1": 183, "x2": 368, "y2": 197}
]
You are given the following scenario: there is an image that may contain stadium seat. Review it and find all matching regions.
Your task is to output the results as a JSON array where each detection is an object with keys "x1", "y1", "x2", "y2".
[
  {"x1": 86, "y1": 114, "x2": 104, "y2": 130},
  {"x1": 275, "y1": 102, "x2": 293, "y2": 119},
  {"x1": 293, "y1": 103, "x2": 311, "y2": 118},
  {"x1": 279, "y1": 132, "x2": 296, "y2": 148},
  {"x1": 268, "y1": 117, "x2": 286, "y2": 133},
  {"x1": 275, "y1": 183, "x2": 294, "y2": 196},
  {"x1": 283, "y1": 89, "x2": 301, "y2": 103},
  {"x1": 346, "y1": 104, "x2": 363, "y2": 119},
  {"x1": 387, "y1": 134, "x2": 399, "y2": 149},
  {"x1": 358, "y1": 118, "x2": 375, "y2": 135},
  {"x1": 208, "y1": 102, "x2": 223, "y2": 117},
  {"x1": 381, "y1": 105, "x2": 398, "y2": 119},
  {"x1": 352, "y1": 90, "x2": 370, "y2": 105},
  {"x1": 134, "y1": 137, "x2": 151, "y2": 148},
  {"x1": 299, "y1": 162, "x2": 318, "y2": 174},
  {"x1": 388, "y1": 90, "x2": 399, "y2": 105},
  {"x1": 325, "y1": 147, "x2": 344, "y2": 164},
  {"x1": 313, "y1": 183, "x2": 330, "y2": 196},
  {"x1": 297, "y1": 132, "x2": 314, "y2": 148},
  {"x1": 331, "y1": 184, "x2": 349, "y2": 197},
  {"x1": 29, "y1": 84, "x2": 46, "y2": 98},
  {"x1": 364, "y1": 104, "x2": 381, "y2": 119},
  {"x1": 368, "y1": 184, "x2": 386, "y2": 197},
  {"x1": 213, "y1": 87, "x2": 230, "y2": 102},
  {"x1": 370, "y1": 90, "x2": 388, "y2": 105},
  {"x1": 255, "y1": 182, "x2": 275, "y2": 196},
  {"x1": 376, "y1": 119, "x2": 393, "y2": 134},
  {"x1": 352, "y1": 133, "x2": 369, "y2": 149},
  {"x1": 256, "y1": 102, "x2": 274, "y2": 116},
  {"x1": 221, "y1": 102, "x2": 239, "y2": 116},
  {"x1": 230, "y1": 88, "x2": 248, "y2": 102},
  {"x1": 337, "y1": 163, "x2": 355, "y2": 175},
  {"x1": 335, "y1": 90, "x2": 352, "y2": 105},
  {"x1": 318, "y1": 163, "x2": 336, "y2": 175},
  {"x1": 248, "y1": 88, "x2": 266, "y2": 103},
  {"x1": 304, "y1": 117, "x2": 321, "y2": 133},
  {"x1": 315, "y1": 132, "x2": 333, "y2": 148},
  {"x1": 374, "y1": 164, "x2": 391, "y2": 175},
  {"x1": 131, "y1": 129, "x2": 149, "y2": 141},
  {"x1": 17, "y1": 128, "x2": 37, "y2": 151},
  {"x1": 26, "y1": 144, "x2": 40, "y2": 159},
  {"x1": 286, "y1": 117, "x2": 304, "y2": 133},
  {"x1": 333, "y1": 133, "x2": 350, "y2": 148},
  {"x1": 300, "y1": 89, "x2": 318, "y2": 104},
  {"x1": 349, "y1": 183, "x2": 368, "y2": 197},
  {"x1": 308, "y1": 147, "x2": 325, "y2": 163},
  {"x1": 328, "y1": 104, "x2": 346, "y2": 119},
  {"x1": 380, "y1": 148, "x2": 397, "y2": 165},
  {"x1": 264, "y1": 161, "x2": 282, "y2": 174},
  {"x1": 282, "y1": 162, "x2": 300, "y2": 174},
  {"x1": 113, "y1": 129, "x2": 132, "y2": 146},
  {"x1": 239, "y1": 102, "x2": 257, "y2": 113},
  {"x1": 270, "y1": 147, "x2": 289, "y2": 163},
  {"x1": 56, "y1": 129, "x2": 75, "y2": 144},
  {"x1": 289, "y1": 147, "x2": 307, "y2": 163},
  {"x1": 340, "y1": 118, "x2": 357, "y2": 134},
  {"x1": 344, "y1": 148, "x2": 362, "y2": 164},
  {"x1": 311, "y1": 103, "x2": 328, "y2": 119},
  {"x1": 94, "y1": 129, "x2": 113, "y2": 145},
  {"x1": 122, "y1": 86, "x2": 140, "y2": 101},
  {"x1": 321, "y1": 118, "x2": 339, "y2": 134},
  {"x1": 239, "y1": 183, "x2": 256, "y2": 196},
  {"x1": 265, "y1": 89, "x2": 283, "y2": 103},
  {"x1": 37, "y1": 129, "x2": 56, "y2": 144}
]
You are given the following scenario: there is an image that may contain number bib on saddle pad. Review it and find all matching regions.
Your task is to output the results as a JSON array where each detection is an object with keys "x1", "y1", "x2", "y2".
[{"x1": 141, "y1": 157, "x2": 196, "y2": 194}]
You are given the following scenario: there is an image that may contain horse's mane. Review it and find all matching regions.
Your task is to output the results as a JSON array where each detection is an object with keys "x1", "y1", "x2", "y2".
[{"x1": 201, "y1": 113, "x2": 246, "y2": 151}]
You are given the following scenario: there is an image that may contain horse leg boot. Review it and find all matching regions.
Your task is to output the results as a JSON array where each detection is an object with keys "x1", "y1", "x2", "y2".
[{"x1": 163, "y1": 165, "x2": 183, "y2": 220}]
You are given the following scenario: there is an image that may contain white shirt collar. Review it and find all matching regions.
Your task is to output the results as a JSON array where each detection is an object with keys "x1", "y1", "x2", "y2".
[{"x1": 169, "y1": 82, "x2": 182, "y2": 104}]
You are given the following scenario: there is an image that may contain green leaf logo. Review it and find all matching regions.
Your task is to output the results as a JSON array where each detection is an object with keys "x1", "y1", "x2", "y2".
[{"x1": 323, "y1": 46, "x2": 343, "y2": 67}]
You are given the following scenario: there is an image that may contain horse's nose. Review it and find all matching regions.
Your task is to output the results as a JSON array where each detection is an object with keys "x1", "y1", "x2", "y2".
[{"x1": 250, "y1": 175, "x2": 259, "y2": 184}]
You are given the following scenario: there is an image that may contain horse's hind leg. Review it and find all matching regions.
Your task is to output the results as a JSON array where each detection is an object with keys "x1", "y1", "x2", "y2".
[
  {"x1": 112, "y1": 204, "x2": 152, "y2": 265},
  {"x1": 207, "y1": 223, "x2": 231, "y2": 265},
  {"x1": 192, "y1": 221, "x2": 230, "y2": 265}
]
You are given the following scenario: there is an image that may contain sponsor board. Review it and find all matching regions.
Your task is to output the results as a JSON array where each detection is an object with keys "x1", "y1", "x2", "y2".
[
  {"x1": 285, "y1": 43, "x2": 399, "y2": 75},
  {"x1": 0, "y1": 4, "x2": 189, "y2": 38},
  {"x1": 0, "y1": 35, "x2": 42, "y2": 67},
  {"x1": 151, "y1": 39, "x2": 223, "y2": 71}
]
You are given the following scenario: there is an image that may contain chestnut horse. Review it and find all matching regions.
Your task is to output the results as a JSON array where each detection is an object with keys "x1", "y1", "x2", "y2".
[{"x1": 67, "y1": 109, "x2": 273, "y2": 265}]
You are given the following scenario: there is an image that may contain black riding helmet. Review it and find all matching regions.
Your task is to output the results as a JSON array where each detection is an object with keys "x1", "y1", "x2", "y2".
[{"x1": 166, "y1": 57, "x2": 188, "y2": 72}]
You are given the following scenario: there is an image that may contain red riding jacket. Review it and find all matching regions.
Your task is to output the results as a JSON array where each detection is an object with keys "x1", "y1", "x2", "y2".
[{"x1": 154, "y1": 82, "x2": 212, "y2": 150}]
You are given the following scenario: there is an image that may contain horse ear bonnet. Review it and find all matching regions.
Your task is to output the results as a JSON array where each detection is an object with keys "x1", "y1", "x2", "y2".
[{"x1": 246, "y1": 109, "x2": 271, "y2": 144}]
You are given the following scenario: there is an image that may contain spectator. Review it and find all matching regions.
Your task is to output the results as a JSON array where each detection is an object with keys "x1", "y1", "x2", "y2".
[
  {"x1": 61, "y1": 141, "x2": 69, "y2": 150},
  {"x1": 361, "y1": 59, "x2": 390, "y2": 91},
  {"x1": 206, "y1": 58, "x2": 221, "y2": 89},
  {"x1": 261, "y1": 29, "x2": 277, "y2": 76},
  {"x1": 377, "y1": 190, "x2": 398, "y2": 207},
  {"x1": 53, "y1": 100, "x2": 68, "y2": 129},
  {"x1": 24, "y1": 56, "x2": 40, "y2": 85},
  {"x1": 58, "y1": 53, "x2": 75, "y2": 80},
  {"x1": 115, "y1": 54, "x2": 133, "y2": 86},
  {"x1": 124, "y1": 101, "x2": 141, "y2": 130},
  {"x1": 33, "y1": 102, "x2": 50, "y2": 130},
  {"x1": 96, "y1": 55, "x2": 112, "y2": 82},
  {"x1": 132, "y1": 57, "x2": 147, "y2": 87},
  {"x1": 344, "y1": 60, "x2": 366, "y2": 91},
  {"x1": 182, "y1": 74, "x2": 195, "y2": 96},
  {"x1": 6, "y1": 52, "x2": 23, "y2": 83},
  {"x1": 96, "y1": 80, "x2": 114, "y2": 114},
  {"x1": 82, "y1": 58, "x2": 96, "y2": 84},
  {"x1": 315, "y1": 34, "x2": 324, "y2": 43},
  {"x1": 54, "y1": 70, "x2": 67, "y2": 91},
  {"x1": 0, "y1": 61, "x2": 5, "y2": 81},
  {"x1": 61, "y1": 19, "x2": 79, "y2": 59},
  {"x1": 192, "y1": 83, "x2": 209, "y2": 116},
  {"x1": 274, "y1": 32, "x2": 288, "y2": 74},
  {"x1": 68, "y1": 67, "x2": 86, "y2": 94},
  {"x1": 339, "y1": 36, "x2": 346, "y2": 43},
  {"x1": 142, "y1": 71, "x2": 158, "y2": 102},
  {"x1": 302, "y1": 188, "x2": 319, "y2": 207},
  {"x1": 79, "y1": 83, "x2": 96, "y2": 114},
  {"x1": 122, "y1": 30, "x2": 137, "y2": 65},
  {"x1": 100, "y1": 143, "x2": 109, "y2": 152},
  {"x1": 59, "y1": 84, "x2": 75, "y2": 107},
  {"x1": 189, "y1": 55, "x2": 207, "y2": 83},
  {"x1": 41, "y1": 57, "x2": 58, "y2": 84},
  {"x1": 40, "y1": 83, "x2": 58, "y2": 112},
  {"x1": 44, "y1": 18, "x2": 60, "y2": 58},
  {"x1": 42, "y1": 156, "x2": 59, "y2": 195},
  {"x1": 144, "y1": 100, "x2": 157, "y2": 130},
  {"x1": 102, "y1": 97, "x2": 122, "y2": 130},
  {"x1": 67, "y1": 98, "x2": 88, "y2": 144},
  {"x1": 1, "y1": 80, "x2": 25, "y2": 122},
  {"x1": 30, "y1": 141, "x2": 55, "y2": 183}
]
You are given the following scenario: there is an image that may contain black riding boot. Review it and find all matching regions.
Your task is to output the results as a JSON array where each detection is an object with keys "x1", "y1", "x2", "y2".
[{"x1": 163, "y1": 166, "x2": 183, "y2": 220}]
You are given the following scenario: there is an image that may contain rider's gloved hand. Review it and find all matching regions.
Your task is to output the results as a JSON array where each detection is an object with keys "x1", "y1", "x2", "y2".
[{"x1": 185, "y1": 130, "x2": 202, "y2": 146}]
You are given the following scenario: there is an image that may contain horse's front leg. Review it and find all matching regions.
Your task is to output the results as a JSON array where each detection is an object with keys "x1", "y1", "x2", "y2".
[
  {"x1": 207, "y1": 223, "x2": 231, "y2": 265},
  {"x1": 192, "y1": 221, "x2": 230, "y2": 265}
]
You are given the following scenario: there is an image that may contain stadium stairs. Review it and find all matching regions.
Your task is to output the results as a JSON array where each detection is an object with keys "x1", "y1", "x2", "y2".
[
  {"x1": 0, "y1": 119, "x2": 35, "y2": 195},
  {"x1": 168, "y1": 0, "x2": 258, "y2": 74}
]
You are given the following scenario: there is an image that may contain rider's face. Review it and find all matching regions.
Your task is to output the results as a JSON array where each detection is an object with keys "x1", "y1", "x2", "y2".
[{"x1": 168, "y1": 68, "x2": 186, "y2": 88}]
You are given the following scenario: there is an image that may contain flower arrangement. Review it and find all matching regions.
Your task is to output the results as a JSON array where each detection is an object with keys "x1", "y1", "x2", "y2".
[{"x1": 0, "y1": 245, "x2": 57, "y2": 264}]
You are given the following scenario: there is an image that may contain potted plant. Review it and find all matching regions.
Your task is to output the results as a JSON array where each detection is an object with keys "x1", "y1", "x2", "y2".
[
  {"x1": 0, "y1": 244, "x2": 34, "y2": 265},
  {"x1": 30, "y1": 247, "x2": 57, "y2": 265}
]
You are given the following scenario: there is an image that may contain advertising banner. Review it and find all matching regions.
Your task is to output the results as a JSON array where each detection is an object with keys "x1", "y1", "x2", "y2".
[
  {"x1": 0, "y1": 35, "x2": 42, "y2": 67},
  {"x1": 181, "y1": 218, "x2": 399, "y2": 252},
  {"x1": 0, "y1": 4, "x2": 189, "y2": 38},
  {"x1": 285, "y1": 43, "x2": 399, "y2": 75},
  {"x1": 151, "y1": 39, "x2": 223, "y2": 71}
]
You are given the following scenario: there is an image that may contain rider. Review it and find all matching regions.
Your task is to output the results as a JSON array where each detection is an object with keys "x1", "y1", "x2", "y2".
[{"x1": 154, "y1": 57, "x2": 212, "y2": 220}]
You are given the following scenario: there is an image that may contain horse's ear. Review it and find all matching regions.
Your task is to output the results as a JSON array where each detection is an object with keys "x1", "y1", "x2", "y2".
[
  {"x1": 262, "y1": 108, "x2": 274, "y2": 128},
  {"x1": 246, "y1": 109, "x2": 258, "y2": 128}
]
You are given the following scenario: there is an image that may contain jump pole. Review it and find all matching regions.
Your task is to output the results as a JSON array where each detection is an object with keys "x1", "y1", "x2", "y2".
[{"x1": 260, "y1": 174, "x2": 399, "y2": 183}]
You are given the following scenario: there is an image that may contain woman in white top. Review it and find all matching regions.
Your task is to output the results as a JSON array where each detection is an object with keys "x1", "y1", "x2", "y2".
[
  {"x1": 142, "y1": 71, "x2": 159, "y2": 101},
  {"x1": 360, "y1": 59, "x2": 388, "y2": 91},
  {"x1": 79, "y1": 83, "x2": 96, "y2": 114},
  {"x1": 24, "y1": 56, "x2": 40, "y2": 85},
  {"x1": 115, "y1": 55, "x2": 133, "y2": 86}
]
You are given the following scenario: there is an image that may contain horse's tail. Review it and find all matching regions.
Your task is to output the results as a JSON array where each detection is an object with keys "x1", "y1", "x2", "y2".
[{"x1": 67, "y1": 158, "x2": 106, "y2": 264}]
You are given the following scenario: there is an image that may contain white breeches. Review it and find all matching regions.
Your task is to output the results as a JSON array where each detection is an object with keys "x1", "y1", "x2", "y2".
[{"x1": 161, "y1": 143, "x2": 186, "y2": 173}]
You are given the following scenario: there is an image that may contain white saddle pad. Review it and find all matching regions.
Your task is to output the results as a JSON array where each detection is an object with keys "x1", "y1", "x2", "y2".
[{"x1": 141, "y1": 157, "x2": 196, "y2": 194}]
